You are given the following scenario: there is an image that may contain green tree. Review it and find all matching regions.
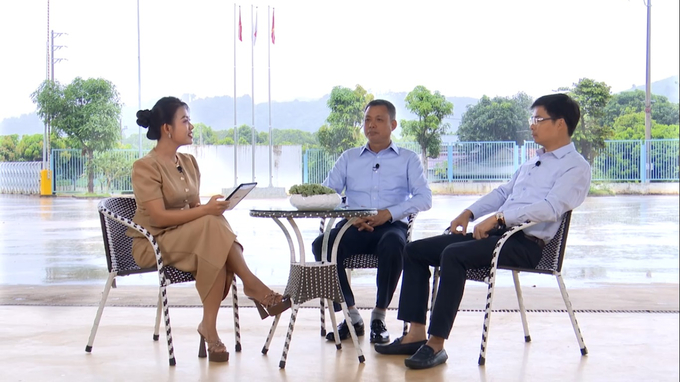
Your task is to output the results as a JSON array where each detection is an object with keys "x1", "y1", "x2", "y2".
[
  {"x1": 217, "y1": 124, "x2": 267, "y2": 145},
  {"x1": 0, "y1": 135, "x2": 19, "y2": 161},
  {"x1": 603, "y1": 90, "x2": 679, "y2": 127},
  {"x1": 32, "y1": 77, "x2": 122, "y2": 192},
  {"x1": 193, "y1": 123, "x2": 218, "y2": 145},
  {"x1": 400, "y1": 85, "x2": 454, "y2": 172},
  {"x1": 7, "y1": 133, "x2": 71, "y2": 162},
  {"x1": 563, "y1": 78, "x2": 612, "y2": 163},
  {"x1": 317, "y1": 85, "x2": 374, "y2": 155},
  {"x1": 92, "y1": 150, "x2": 135, "y2": 192},
  {"x1": 456, "y1": 92, "x2": 533, "y2": 144},
  {"x1": 15, "y1": 134, "x2": 44, "y2": 161},
  {"x1": 612, "y1": 112, "x2": 679, "y2": 140},
  {"x1": 594, "y1": 112, "x2": 679, "y2": 181},
  {"x1": 272, "y1": 129, "x2": 318, "y2": 150}
]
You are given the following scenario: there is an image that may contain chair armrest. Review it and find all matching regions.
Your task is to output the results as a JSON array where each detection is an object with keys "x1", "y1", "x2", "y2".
[
  {"x1": 98, "y1": 204, "x2": 166, "y2": 273},
  {"x1": 443, "y1": 220, "x2": 537, "y2": 236}
]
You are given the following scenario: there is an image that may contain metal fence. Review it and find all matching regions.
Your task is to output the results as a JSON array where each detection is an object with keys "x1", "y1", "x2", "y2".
[
  {"x1": 649, "y1": 139, "x2": 680, "y2": 181},
  {"x1": 1, "y1": 139, "x2": 677, "y2": 195},
  {"x1": 304, "y1": 139, "x2": 680, "y2": 184},
  {"x1": 0, "y1": 162, "x2": 42, "y2": 194},
  {"x1": 51, "y1": 149, "x2": 146, "y2": 193}
]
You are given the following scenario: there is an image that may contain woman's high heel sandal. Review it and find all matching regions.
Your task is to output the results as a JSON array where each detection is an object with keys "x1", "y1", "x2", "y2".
[
  {"x1": 249, "y1": 291, "x2": 292, "y2": 320},
  {"x1": 197, "y1": 330, "x2": 229, "y2": 362}
]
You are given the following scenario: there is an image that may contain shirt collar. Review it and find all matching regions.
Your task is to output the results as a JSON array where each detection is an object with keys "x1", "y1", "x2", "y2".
[
  {"x1": 536, "y1": 142, "x2": 576, "y2": 159},
  {"x1": 360, "y1": 141, "x2": 400, "y2": 155}
]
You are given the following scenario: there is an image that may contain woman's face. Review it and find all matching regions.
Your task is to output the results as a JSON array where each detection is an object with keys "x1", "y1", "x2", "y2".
[{"x1": 169, "y1": 106, "x2": 194, "y2": 145}]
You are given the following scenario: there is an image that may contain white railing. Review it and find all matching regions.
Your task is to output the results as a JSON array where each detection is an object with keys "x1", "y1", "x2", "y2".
[{"x1": 0, "y1": 162, "x2": 42, "y2": 194}]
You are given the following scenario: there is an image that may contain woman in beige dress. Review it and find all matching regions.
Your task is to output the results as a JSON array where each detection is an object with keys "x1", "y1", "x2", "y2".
[{"x1": 128, "y1": 96, "x2": 290, "y2": 362}]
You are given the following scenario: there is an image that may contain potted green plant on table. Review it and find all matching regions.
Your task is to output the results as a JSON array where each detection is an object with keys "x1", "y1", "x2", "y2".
[{"x1": 288, "y1": 184, "x2": 342, "y2": 210}]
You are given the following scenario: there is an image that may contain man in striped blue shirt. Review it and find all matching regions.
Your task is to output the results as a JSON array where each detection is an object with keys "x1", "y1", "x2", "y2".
[
  {"x1": 312, "y1": 99, "x2": 432, "y2": 344},
  {"x1": 376, "y1": 93, "x2": 591, "y2": 369}
]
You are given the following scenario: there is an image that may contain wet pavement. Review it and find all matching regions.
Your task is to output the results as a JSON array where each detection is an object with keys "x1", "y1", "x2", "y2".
[{"x1": 0, "y1": 194, "x2": 678, "y2": 288}]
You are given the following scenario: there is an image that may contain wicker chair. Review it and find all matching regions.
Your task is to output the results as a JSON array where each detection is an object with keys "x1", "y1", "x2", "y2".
[
  {"x1": 318, "y1": 213, "x2": 417, "y2": 337},
  {"x1": 85, "y1": 197, "x2": 242, "y2": 366},
  {"x1": 430, "y1": 211, "x2": 587, "y2": 365}
]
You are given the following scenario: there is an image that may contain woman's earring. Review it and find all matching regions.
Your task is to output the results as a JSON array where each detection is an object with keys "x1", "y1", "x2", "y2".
[{"x1": 168, "y1": 133, "x2": 172, "y2": 139}]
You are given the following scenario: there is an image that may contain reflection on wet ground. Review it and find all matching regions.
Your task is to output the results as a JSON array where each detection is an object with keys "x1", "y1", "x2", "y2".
[{"x1": 0, "y1": 194, "x2": 677, "y2": 288}]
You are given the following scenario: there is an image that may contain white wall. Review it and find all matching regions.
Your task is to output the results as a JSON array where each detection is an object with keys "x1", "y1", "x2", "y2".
[{"x1": 178, "y1": 145, "x2": 302, "y2": 195}]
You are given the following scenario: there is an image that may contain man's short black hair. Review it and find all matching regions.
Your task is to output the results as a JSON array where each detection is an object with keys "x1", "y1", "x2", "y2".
[
  {"x1": 364, "y1": 99, "x2": 396, "y2": 122},
  {"x1": 531, "y1": 94, "x2": 581, "y2": 136}
]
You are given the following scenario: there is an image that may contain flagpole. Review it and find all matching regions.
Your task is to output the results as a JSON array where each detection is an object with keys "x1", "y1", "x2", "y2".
[
  {"x1": 267, "y1": 6, "x2": 272, "y2": 187},
  {"x1": 137, "y1": 0, "x2": 142, "y2": 159},
  {"x1": 43, "y1": 0, "x2": 49, "y2": 170},
  {"x1": 251, "y1": 5, "x2": 256, "y2": 183},
  {"x1": 233, "y1": 3, "x2": 239, "y2": 187}
]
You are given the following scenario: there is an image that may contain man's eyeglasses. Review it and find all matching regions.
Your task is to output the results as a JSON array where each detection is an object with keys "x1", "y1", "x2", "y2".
[{"x1": 529, "y1": 116, "x2": 554, "y2": 125}]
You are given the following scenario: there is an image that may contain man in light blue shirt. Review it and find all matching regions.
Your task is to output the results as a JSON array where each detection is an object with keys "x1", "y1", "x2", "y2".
[
  {"x1": 312, "y1": 99, "x2": 432, "y2": 345},
  {"x1": 376, "y1": 93, "x2": 591, "y2": 369}
]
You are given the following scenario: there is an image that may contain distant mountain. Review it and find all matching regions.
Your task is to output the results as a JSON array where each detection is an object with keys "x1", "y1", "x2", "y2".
[
  {"x1": 628, "y1": 75, "x2": 679, "y2": 103},
  {"x1": 0, "y1": 113, "x2": 43, "y2": 136},
  {"x1": 166, "y1": 92, "x2": 477, "y2": 136}
]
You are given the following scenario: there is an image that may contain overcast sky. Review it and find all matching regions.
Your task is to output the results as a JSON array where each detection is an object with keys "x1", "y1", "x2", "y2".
[{"x1": 0, "y1": 0, "x2": 678, "y2": 122}]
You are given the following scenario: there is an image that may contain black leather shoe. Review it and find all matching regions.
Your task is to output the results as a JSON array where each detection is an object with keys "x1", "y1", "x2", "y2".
[
  {"x1": 325, "y1": 320, "x2": 364, "y2": 341},
  {"x1": 369, "y1": 319, "x2": 390, "y2": 344},
  {"x1": 404, "y1": 345, "x2": 448, "y2": 369},
  {"x1": 374, "y1": 336, "x2": 427, "y2": 355}
]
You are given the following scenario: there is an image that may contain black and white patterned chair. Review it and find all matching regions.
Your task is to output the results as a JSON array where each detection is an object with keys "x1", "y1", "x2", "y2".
[
  {"x1": 317, "y1": 213, "x2": 417, "y2": 337},
  {"x1": 85, "y1": 197, "x2": 242, "y2": 366},
  {"x1": 430, "y1": 211, "x2": 587, "y2": 365}
]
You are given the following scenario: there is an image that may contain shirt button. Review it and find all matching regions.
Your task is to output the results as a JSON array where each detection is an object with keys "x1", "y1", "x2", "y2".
[
  {"x1": 185, "y1": 188, "x2": 189, "y2": 192},
  {"x1": 523, "y1": 187, "x2": 526, "y2": 191},
  {"x1": 180, "y1": 177, "x2": 185, "y2": 180}
]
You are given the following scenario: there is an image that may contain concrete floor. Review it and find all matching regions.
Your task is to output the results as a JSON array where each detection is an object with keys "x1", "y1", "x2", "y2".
[{"x1": 1, "y1": 284, "x2": 678, "y2": 382}]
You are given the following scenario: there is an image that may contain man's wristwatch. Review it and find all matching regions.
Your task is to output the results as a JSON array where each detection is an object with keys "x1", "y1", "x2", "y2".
[{"x1": 495, "y1": 212, "x2": 506, "y2": 230}]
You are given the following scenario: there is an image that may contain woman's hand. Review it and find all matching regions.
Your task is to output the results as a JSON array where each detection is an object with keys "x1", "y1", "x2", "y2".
[{"x1": 203, "y1": 195, "x2": 230, "y2": 216}]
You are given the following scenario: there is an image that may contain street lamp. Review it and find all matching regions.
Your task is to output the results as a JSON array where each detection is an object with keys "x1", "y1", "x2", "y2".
[{"x1": 644, "y1": 0, "x2": 652, "y2": 183}]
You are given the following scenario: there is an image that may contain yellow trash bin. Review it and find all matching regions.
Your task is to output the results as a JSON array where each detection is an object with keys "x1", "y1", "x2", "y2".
[{"x1": 40, "y1": 169, "x2": 53, "y2": 196}]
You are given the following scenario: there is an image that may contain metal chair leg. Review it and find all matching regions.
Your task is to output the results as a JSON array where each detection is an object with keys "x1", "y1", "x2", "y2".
[
  {"x1": 262, "y1": 313, "x2": 281, "y2": 355},
  {"x1": 159, "y1": 285, "x2": 177, "y2": 366},
  {"x1": 153, "y1": 291, "x2": 162, "y2": 341},
  {"x1": 556, "y1": 274, "x2": 588, "y2": 356},
  {"x1": 85, "y1": 272, "x2": 116, "y2": 352},
  {"x1": 231, "y1": 278, "x2": 242, "y2": 352},
  {"x1": 319, "y1": 298, "x2": 326, "y2": 336},
  {"x1": 431, "y1": 266, "x2": 440, "y2": 313},
  {"x1": 512, "y1": 270, "x2": 531, "y2": 342},
  {"x1": 327, "y1": 298, "x2": 341, "y2": 350},
  {"x1": 339, "y1": 301, "x2": 365, "y2": 364},
  {"x1": 279, "y1": 304, "x2": 301, "y2": 369},
  {"x1": 478, "y1": 258, "x2": 502, "y2": 367}
]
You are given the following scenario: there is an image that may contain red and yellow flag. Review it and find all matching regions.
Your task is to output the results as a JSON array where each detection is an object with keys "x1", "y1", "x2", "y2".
[
  {"x1": 271, "y1": 9, "x2": 275, "y2": 44},
  {"x1": 238, "y1": 6, "x2": 242, "y2": 42}
]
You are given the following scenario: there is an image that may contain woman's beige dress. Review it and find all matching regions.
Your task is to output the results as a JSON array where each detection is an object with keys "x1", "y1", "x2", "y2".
[{"x1": 126, "y1": 149, "x2": 239, "y2": 302}]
